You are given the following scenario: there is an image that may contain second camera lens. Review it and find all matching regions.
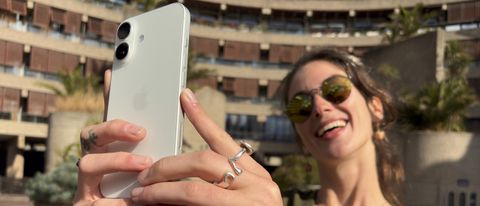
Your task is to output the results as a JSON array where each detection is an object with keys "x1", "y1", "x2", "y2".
[
  {"x1": 117, "y1": 22, "x2": 130, "y2": 39},
  {"x1": 115, "y1": 43, "x2": 129, "y2": 60}
]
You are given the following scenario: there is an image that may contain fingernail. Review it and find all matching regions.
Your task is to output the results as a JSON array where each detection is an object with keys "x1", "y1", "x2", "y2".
[
  {"x1": 126, "y1": 124, "x2": 145, "y2": 136},
  {"x1": 131, "y1": 187, "x2": 144, "y2": 200},
  {"x1": 137, "y1": 169, "x2": 149, "y2": 182},
  {"x1": 184, "y1": 88, "x2": 198, "y2": 105}
]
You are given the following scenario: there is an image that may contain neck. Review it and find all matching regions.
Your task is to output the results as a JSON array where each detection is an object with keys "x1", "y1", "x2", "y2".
[{"x1": 316, "y1": 140, "x2": 389, "y2": 206}]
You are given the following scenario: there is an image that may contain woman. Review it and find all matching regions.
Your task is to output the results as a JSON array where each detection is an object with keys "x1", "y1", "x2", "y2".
[{"x1": 73, "y1": 49, "x2": 403, "y2": 206}]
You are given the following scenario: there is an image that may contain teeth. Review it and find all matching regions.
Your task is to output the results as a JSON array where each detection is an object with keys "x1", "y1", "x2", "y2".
[{"x1": 317, "y1": 120, "x2": 347, "y2": 137}]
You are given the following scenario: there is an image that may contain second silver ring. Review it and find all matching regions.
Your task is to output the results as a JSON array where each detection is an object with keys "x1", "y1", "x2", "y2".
[{"x1": 229, "y1": 141, "x2": 254, "y2": 175}]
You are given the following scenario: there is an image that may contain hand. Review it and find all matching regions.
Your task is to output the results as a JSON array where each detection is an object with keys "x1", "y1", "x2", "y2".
[
  {"x1": 73, "y1": 70, "x2": 154, "y2": 206},
  {"x1": 130, "y1": 89, "x2": 282, "y2": 206}
]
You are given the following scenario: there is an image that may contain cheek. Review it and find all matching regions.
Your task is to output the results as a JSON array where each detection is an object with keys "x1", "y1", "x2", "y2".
[
  {"x1": 294, "y1": 123, "x2": 316, "y2": 148},
  {"x1": 346, "y1": 93, "x2": 374, "y2": 139}
]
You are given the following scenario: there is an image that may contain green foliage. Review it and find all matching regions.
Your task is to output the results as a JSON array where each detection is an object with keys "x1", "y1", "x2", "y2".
[
  {"x1": 25, "y1": 155, "x2": 78, "y2": 204},
  {"x1": 445, "y1": 41, "x2": 472, "y2": 78},
  {"x1": 135, "y1": 0, "x2": 172, "y2": 11},
  {"x1": 384, "y1": 4, "x2": 437, "y2": 44},
  {"x1": 272, "y1": 155, "x2": 320, "y2": 192},
  {"x1": 398, "y1": 41, "x2": 476, "y2": 131},
  {"x1": 377, "y1": 63, "x2": 400, "y2": 81},
  {"x1": 399, "y1": 79, "x2": 475, "y2": 131},
  {"x1": 37, "y1": 66, "x2": 101, "y2": 97},
  {"x1": 187, "y1": 48, "x2": 213, "y2": 81}
]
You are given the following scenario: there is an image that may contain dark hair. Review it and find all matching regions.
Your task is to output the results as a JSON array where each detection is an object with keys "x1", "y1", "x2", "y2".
[{"x1": 281, "y1": 49, "x2": 404, "y2": 206}]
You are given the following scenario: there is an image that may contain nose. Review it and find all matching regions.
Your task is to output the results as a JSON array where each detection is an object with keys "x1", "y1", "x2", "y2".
[{"x1": 312, "y1": 94, "x2": 334, "y2": 118}]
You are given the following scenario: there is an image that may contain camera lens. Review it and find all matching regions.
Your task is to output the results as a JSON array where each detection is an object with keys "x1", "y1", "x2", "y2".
[
  {"x1": 117, "y1": 22, "x2": 130, "y2": 39},
  {"x1": 115, "y1": 43, "x2": 129, "y2": 60}
]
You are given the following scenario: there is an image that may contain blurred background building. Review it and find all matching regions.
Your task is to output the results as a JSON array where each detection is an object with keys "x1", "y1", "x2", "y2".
[{"x1": 0, "y1": 0, "x2": 479, "y2": 205}]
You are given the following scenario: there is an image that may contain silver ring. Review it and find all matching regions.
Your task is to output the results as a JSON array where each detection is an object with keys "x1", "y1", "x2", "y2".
[
  {"x1": 213, "y1": 171, "x2": 236, "y2": 189},
  {"x1": 229, "y1": 141, "x2": 254, "y2": 175}
]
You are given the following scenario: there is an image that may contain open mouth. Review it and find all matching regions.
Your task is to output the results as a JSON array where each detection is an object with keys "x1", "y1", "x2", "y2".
[{"x1": 315, "y1": 120, "x2": 347, "y2": 139}]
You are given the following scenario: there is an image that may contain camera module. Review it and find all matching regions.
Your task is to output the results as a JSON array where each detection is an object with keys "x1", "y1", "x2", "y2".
[
  {"x1": 117, "y1": 22, "x2": 131, "y2": 39},
  {"x1": 115, "y1": 42, "x2": 129, "y2": 60}
]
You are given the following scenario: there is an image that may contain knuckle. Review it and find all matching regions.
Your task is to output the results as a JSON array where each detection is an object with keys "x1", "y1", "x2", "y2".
[
  {"x1": 80, "y1": 126, "x2": 93, "y2": 140},
  {"x1": 196, "y1": 150, "x2": 215, "y2": 166},
  {"x1": 106, "y1": 119, "x2": 124, "y2": 131},
  {"x1": 117, "y1": 152, "x2": 135, "y2": 165},
  {"x1": 263, "y1": 181, "x2": 282, "y2": 204}
]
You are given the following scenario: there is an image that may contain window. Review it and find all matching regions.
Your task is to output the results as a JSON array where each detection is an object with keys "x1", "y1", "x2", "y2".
[
  {"x1": 460, "y1": 192, "x2": 466, "y2": 206},
  {"x1": 470, "y1": 193, "x2": 477, "y2": 206},
  {"x1": 448, "y1": 192, "x2": 455, "y2": 206}
]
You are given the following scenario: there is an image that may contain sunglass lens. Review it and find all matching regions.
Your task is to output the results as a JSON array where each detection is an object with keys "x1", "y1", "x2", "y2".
[
  {"x1": 286, "y1": 94, "x2": 313, "y2": 123},
  {"x1": 322, "y1": 76, "x2": 352, "y2": 104}
]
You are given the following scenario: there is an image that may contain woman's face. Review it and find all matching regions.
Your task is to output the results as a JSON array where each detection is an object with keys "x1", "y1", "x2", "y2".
[{"x1": 288, "y1": 60, "x2": 382, "y2": 162}]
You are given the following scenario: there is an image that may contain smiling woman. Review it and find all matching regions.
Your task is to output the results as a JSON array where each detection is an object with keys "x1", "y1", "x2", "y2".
[
  {"x1": 73, "y1": 49, "x2": 403, "y2": 206},
  {"x1": 281, "y1": 49, "x2": 404, "y2": 205}
]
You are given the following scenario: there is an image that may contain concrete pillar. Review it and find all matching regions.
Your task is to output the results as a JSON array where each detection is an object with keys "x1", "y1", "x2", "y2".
[
  {"x1": 46, "y1": 112, "x2": 101, "y2": 172},
  {"x1": 6, "y1": 135, "x2": 25, "y2": 179},
  {"x1": 182, "y1": 87, "x2": 226, "y2": 153}
]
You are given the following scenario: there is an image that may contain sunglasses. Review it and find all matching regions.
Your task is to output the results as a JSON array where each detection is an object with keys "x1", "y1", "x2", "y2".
[{"x1": 286, "y1": 75, "x2": 352, "y2": 123}]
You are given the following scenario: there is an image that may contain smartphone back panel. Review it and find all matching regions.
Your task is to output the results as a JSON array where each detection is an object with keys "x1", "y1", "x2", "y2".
[{"x1": 100, "y1": 3, "x2": 190, "y2": 198}]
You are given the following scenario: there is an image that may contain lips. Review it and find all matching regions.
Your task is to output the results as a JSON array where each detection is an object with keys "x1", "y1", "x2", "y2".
[{"x1": 315, "y1": 120, "x2": 347, "y2": 139}]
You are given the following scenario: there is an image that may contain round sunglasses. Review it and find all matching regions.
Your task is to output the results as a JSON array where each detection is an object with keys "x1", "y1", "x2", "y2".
[{"x1": 286, "y1": 75, "x2": 352, "y2": 123}]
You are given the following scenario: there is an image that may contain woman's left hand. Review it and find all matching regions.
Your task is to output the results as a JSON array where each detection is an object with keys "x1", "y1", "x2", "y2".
[{"x1": 130, "y1": 89, "x2": 282, "y2": 206}]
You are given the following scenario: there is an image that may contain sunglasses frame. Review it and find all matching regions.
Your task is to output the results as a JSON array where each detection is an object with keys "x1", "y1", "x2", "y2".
[{"x1": 285, "y1": 75, "x2": 353, "y2": 123}]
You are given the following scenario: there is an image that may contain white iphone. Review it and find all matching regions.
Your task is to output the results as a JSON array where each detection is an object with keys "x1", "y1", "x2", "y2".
[{"x1": 100, "y1": 3, "x2": 190, "y2": 198}]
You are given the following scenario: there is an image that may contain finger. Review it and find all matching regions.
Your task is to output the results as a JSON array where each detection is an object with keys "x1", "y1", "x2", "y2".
[
  {"x1": 181, "y1": 89, "x2": 269, "y2": 178},
  {"x1": 80, "y1": 119, "x2": 146, "y2": 154},
  {"x1": 103, "y1": 69, "x2": 112, "y2": 121},
  {"x1": 77, "y1": 198, "x2": 132, "y2": 206},
  {"x1": 76, "y1": 152, "x2": 152, "y2": 201},
  {"x1": 138, "y1": 150, "x2": 253, "y2": 189},
  {"x1": 180, "y1": 89, "x2": 236, "y2": 155},
  {"x1": 132, "y1": 181, "x2": 249, "y2": 206},
  {"x1": 326, "y1": 189, "x2": 341, "y2": 206}
]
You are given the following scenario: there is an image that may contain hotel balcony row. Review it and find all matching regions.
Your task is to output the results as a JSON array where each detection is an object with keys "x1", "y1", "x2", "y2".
[
  {"x1": 184, "y1": 0, "x2": 480, "y2": 37},
  {"x1": 2, "y1": 0, "x2": 479, "y2": 49},
  {"x1": 188, "y1": 0, "x2": 466, "y2": 11}
]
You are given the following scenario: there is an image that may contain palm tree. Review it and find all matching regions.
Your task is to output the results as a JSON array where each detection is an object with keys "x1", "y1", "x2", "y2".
[
  {"x1": 399, "y1": 41, "x2": 476, "y2": 131},
  {"x1": 384, "y1": 3, "x2": 437, "y2": 44},
  {"x1": 38, "y1": 66, "x2": 101, "y2": 97},
  {"x1": 37, "y1": 66, "x2": 103, "y2": 113},
  {"x1": 133, "y1": 0, "x2": 173, "y2": 11}
]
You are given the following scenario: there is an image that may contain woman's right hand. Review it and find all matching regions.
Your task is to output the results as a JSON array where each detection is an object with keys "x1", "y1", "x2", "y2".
[{"x1": 73, "y1": 119, "x2": 153, "y2": 206}]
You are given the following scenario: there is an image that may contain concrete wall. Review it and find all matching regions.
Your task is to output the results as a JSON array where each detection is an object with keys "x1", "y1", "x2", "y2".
[
  {"x1": 390, "y1": 131, "x2": 480, "y2": 206},
  {"x1": 363, "y1": 31, "x2": 442, "y2": 95}
]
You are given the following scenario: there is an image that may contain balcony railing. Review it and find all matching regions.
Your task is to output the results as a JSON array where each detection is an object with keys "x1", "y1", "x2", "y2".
[
  {"x1": 197, "y1": 57, "x2": 292, "y2": 70},
  {"x1": 226, "y1": 95, "x2": 282, "y2": 106},
  {"x1": 1, "y1": 19, "x2": 114, "y2": 49},
  {"x1": 189, "y1": 10, "x2": 479, "y2": 38},
  {"x1": 228, "y1": 130, "x2": 295, "y2": 142},
  {"x1": 0, "y1": 177, "x2": 27, "y2": 194}
]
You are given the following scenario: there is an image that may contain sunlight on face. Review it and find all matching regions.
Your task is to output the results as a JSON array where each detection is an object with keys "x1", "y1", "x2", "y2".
[{"x1": 288, "y1": 60, "x2": 375, "y2": 162}]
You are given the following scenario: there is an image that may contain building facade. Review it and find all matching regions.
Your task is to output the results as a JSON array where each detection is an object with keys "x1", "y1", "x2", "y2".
[{"x1": 0, "y1": 0, "x2": 479, "y2": 205}]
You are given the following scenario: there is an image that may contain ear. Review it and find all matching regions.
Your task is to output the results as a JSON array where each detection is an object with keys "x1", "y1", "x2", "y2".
[{"x1": 368, "y1": 96, "x2": 384, "y2": 122}]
